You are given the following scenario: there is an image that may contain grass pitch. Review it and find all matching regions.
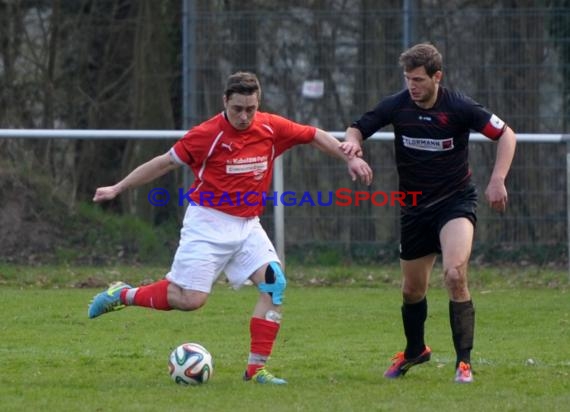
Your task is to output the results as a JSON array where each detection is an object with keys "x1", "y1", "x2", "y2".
[{"x1": 0, "y1": 265, "x2": 569, "y2": 411}]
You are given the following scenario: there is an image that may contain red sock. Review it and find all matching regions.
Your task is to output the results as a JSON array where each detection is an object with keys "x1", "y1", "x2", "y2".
[
  {"x1": 120, "y1": 279, "x2": 172, "y2": 310},
  {"x1": 247, "y1": 317, "x2": 280, "y2": 376}
]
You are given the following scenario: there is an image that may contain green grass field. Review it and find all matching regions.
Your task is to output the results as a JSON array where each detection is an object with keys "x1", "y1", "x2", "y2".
[{"x1": 1, "y1": 264, "x2": 569, "y2": 411}]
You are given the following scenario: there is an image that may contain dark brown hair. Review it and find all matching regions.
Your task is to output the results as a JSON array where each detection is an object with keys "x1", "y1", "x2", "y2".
[
  {"x1": 224, "y1": 71, "x2": 261, "y2": 100},
  {"x1": 399, "y1": 43, "x2": 442, "y2": 76}
]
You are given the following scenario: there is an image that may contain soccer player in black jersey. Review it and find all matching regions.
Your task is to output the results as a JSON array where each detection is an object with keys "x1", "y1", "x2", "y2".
[{"x1": 342, "y1": 43, "x2": 516, "y2": 383}]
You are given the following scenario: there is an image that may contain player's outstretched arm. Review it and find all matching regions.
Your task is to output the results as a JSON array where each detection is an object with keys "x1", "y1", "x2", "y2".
[
  {"x1": 93, "y1": 152, "x2": 181, "y2": 203},
  {"x1": 339, "y1": 126, "x2": 365, "y2": 158},
  {"x1": 485, "y1": 126, "x2": 516, "y2": 212},
  {"x1": 310, "y1": 128, "x2": 373, "y2": 185}
]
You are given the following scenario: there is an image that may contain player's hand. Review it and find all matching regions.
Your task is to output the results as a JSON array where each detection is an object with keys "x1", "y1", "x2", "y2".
[
  {"x1": 485, "y1": 179, "x2": 508, "y2": 212},
  {"x1": 339, "y1": 141, "x2": 363, "y2": 159},
  {"x1": 347, "y1": 157, "x2": 373, "y2": 186},
  {"x1": 93, "y1": 185, "x2": 120, "y2": 203}
]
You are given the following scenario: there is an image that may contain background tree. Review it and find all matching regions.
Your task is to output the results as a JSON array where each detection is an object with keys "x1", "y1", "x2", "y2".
[{"x1": 0, "y1": 0, "x2": 568, "y2": 264}]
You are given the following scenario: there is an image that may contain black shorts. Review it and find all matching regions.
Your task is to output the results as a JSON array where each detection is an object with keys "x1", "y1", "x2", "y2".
[{"x1": 399, "y1": 185, "x2": 478, "y2": 261}]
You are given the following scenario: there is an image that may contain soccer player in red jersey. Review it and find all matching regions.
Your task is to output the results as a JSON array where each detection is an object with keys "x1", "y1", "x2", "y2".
[
  {"x1": 88, "y1": 71, "x2": 373, "y2": 384},
  {"x1": 342, "y1": 43, "x2": 516, "y2": 383}
]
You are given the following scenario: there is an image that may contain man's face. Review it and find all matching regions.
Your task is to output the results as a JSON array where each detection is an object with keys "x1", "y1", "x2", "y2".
[
  {"x1": 403, "y1": 66, "x2": 442, "y2": 107},
  {"x1": 223, "y1": 93, "x2": 259, "y2": 130}
]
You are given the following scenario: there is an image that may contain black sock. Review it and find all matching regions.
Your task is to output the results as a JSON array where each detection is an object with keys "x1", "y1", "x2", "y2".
[
  {"x1": 402, "y1": 298, "x2": 427, "y2": 358},
  {"x1": 449, "y1": 300, "x2": 475, "y2": 368}
]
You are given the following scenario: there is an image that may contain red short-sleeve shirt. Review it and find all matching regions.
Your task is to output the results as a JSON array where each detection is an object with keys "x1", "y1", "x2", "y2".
[{"x1": 170, "y1": 111, "x2": 316, "y2": 217}]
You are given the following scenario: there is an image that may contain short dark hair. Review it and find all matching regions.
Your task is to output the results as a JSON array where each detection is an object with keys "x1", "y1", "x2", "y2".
[
  {"x1": 399, "y1": 43, "x2": 442, "y2": 76},
  {"x1": 224, "y1": 71, "x2": 261, "y2": 100}
]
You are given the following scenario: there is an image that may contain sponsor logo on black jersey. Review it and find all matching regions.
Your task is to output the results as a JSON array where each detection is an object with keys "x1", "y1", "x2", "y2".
[{"x1": 402, "y1": 135, "x2": 455, "y2": 152}]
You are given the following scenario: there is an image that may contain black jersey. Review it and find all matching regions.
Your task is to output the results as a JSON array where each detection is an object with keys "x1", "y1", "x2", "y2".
[{"x1": 352, "y1": 87, "x2": 506, "y2": 211}]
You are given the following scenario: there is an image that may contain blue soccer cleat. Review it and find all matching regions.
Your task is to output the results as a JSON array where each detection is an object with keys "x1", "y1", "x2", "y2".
[
  {"x1": 88, "y1": 281, "x2": 131, "y2": 319},
  {"x1": 243, "y1": 367, "x2": 287, "y2": 385}
]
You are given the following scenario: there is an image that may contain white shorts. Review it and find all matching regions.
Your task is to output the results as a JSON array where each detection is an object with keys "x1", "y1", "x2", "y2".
[{"x1": 165, "y1": 205, "x2": 280, "y2": 293}]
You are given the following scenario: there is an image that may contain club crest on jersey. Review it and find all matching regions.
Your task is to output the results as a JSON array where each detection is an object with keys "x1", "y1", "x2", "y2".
[{"x1": 402, "y1": 135, "x2": 454, "y2": 151}]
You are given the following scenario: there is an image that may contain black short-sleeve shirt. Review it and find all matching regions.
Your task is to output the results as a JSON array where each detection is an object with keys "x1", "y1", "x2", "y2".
[{"x1": 351, "y1": 87, "x2": 506, "y2": 211}]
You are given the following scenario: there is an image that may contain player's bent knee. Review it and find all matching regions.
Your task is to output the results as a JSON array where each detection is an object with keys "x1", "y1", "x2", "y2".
[
  {"x1": 257, "y1": 261, "x2": 287, "y2": 305},
  {"x1": 177, "y1": 301, "x2": 205, "y2": 311},
  {"x1": 443, "y1": 266, "x2": 468, "y2": 289},
  {"x1": 444, "y1": 266, "x2": 463, "y2": 281},
  {"x1": 178, "y1": 292, "x2": 208, "y2": 311},
  {"x1": 402, "y1": 283, "x2": 427, "y2": 302}
]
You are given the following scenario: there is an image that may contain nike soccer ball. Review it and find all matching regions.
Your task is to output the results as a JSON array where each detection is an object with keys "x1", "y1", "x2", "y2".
[{"x1": 168, "y1": 342, "x2": 213, "y2": 385}]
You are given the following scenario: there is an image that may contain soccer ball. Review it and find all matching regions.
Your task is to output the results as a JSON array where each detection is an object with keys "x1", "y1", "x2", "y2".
[{"x1": 168, "y1": 342, "x2": 213, "y2": 385}]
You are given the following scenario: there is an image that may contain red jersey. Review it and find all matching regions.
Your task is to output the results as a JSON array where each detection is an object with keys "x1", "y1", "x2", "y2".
[{"x1": 171, "y1": 111, "x2": 316, "y2": 217}]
